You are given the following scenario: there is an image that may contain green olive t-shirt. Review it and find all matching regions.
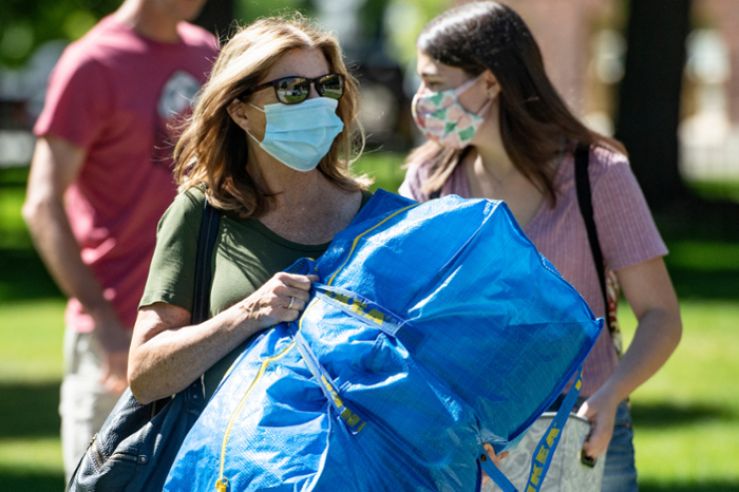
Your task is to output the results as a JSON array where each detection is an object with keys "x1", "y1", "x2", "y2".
[{"x1": 139, "y1": 186, "x2": 369, "y2": 396}]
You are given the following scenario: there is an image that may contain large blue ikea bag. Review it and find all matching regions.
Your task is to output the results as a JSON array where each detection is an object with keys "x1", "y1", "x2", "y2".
[{"x1": 165, "y1": 191, "x2": 602, "y2": 491}]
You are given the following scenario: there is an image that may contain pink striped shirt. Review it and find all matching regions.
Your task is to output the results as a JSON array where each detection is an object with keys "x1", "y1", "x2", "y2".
[{"x1": 399, "y1": 145, "x2": 668, "y2": 396}]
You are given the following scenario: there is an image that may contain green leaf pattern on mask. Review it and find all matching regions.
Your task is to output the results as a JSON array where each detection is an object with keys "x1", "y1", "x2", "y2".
[
  {"x1": 458, "y1": 126, "x2": 476, "y2": 142},
  {"x1": 430, "y1": 92, "x2": 445, "y2": 105},
  {"x1": 433, "y1": 107, "x2": 447, "y2": 119},
  {"x1": 415, "y1": 86, "x2": 483, "y2": 148}
]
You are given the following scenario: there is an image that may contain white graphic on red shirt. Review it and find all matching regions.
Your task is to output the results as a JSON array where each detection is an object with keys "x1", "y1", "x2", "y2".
[{"x1": 153, "y1": 70, "x2": 202, "y2": 167}]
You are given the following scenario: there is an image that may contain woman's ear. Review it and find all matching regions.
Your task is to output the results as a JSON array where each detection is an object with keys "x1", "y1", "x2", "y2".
[
  {"x1": 482, "y1": 70, "x2": 500, "y2": 98},
  {"x1": 227, "y1": 99, "x2": 249, "y2": 130}
]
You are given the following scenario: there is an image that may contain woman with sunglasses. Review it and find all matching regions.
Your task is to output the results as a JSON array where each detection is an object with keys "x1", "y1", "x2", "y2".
[
  {"x1": 400, "y1": 2, "x2": 682, "y2": 491},
  {"x1": 127, "y1": 17, "x2": 369, "y2": 407}
]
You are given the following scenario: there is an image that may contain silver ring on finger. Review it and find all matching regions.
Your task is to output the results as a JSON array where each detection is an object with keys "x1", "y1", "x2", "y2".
[{"x1": 287, "y1": 296, "x2": 295, "y2": 310}]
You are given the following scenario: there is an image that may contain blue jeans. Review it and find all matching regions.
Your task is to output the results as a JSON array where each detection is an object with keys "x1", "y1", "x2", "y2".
[{"x1": 601, "y1": 400, "x2": 639, "y2": 492}]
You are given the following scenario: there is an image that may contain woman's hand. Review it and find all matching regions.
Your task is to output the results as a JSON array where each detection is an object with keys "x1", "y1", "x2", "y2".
[
  {"x1": 577, "y1": 387, "x2": 620, "y2": 459},
  {"x1": 129, "y1": 272, "x2": 318, "y2": 403},
  {"x1": 483, "y1": 443, "x2": 508, "y2": 465},
  {"x1": 238, "y1": 272, "x2": 318, "y2": 328},
  {"x1": 480, "y1": 443, "x2": 509, "y2": 488}
]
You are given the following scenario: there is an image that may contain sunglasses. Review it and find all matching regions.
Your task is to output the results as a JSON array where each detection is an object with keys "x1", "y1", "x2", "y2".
[{"x1": 245, "y1": 73, "x2": 345, "y2": 105}]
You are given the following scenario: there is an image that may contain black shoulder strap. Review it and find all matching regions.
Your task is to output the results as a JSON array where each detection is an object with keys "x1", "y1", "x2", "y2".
[
  {"x1": 574, "y1": 143, "x2": 610, "y2": 324},
  {"x1": 191, "y1": 200, "x2": 221, "y2": 324}
]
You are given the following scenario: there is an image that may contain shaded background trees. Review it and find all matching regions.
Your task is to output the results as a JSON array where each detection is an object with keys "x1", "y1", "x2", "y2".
[
  {"x1": 615, "y1": 0, "x2": 692, "y2": 212},
  {"x1": 193, "y1": 0, "x2": 235, "y2": 39}
]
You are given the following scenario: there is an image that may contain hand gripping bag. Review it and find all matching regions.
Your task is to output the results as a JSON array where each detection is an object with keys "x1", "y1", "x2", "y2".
[{"x1": 165, "y1": 191, "x2": 602, "y2": 491}]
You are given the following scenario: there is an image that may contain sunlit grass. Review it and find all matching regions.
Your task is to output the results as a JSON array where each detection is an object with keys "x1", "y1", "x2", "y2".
[
  {"x1": 619, "y1": 300, "x2": 739, "y2": 486},
  {"x1": 0, "y1": 438, "x2": 63, "y2": 472},
  {"x1": 0, "y1": 299, "x2": 65, "y2": 381}
]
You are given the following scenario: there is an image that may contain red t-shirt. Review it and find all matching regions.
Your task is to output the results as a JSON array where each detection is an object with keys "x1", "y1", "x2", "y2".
[{"x1": 34, "y1": 16, "x2": 218, "y2": 332}]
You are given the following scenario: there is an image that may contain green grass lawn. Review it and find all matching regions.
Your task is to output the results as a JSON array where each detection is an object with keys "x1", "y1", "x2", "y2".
[
  {"x1": 1, "y1": 157, "x2": 738, "y2": 491},
  {"x1": 0, "y1": 299, "x2": 65, "y2": 489},
  {"x1": 618, "y1": 302, "x2": 739, "y2": 491}
]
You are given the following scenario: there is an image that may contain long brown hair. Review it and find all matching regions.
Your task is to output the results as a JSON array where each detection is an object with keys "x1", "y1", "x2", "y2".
[
  {"x1": 409, "y1": 1, "x2": 624, "y2": 204},
  {"x1": 173, "y1": 16, "x2": 366, "y2": 218}
]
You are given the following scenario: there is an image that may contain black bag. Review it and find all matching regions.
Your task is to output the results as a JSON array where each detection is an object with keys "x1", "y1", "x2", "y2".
[
  {"x1": 574, "y1": 143, "x2": 621, "y2": 343},
  {"x1": 67, "y1": 201, "x2": 221, "y2": 491}
]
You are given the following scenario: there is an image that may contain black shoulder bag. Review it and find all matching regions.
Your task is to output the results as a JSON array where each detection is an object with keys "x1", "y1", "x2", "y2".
[
  {"x1": 68, "y1": 201, "x2": 221, "y2": 492},
  {"x1": 574, "y1": 143, "x2": 619, "y2": 339}
]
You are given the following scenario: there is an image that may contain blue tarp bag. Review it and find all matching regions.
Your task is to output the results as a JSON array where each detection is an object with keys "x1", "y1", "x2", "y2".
[{"x1": 165, "y1": 191, "x2": 602, "y2": 491}]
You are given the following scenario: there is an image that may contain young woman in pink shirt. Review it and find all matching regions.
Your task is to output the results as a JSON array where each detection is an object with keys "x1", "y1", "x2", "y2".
[{"x1": 400, "y1": 2, "x2": 682, "y2": 490}]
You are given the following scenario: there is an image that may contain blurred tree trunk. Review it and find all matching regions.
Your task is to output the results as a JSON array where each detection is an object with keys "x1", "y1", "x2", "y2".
[
  {"x1": 614, "y1": 0, "x2": 692, "y2": 212},
  {"x1": 194, "y1": 0, "x2": 235, "y2": 41}
]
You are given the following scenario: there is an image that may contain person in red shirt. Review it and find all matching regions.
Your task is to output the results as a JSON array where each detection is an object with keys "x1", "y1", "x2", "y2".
[{"x1": 22, "y1": 0, "x2": 218, "y2": 480}]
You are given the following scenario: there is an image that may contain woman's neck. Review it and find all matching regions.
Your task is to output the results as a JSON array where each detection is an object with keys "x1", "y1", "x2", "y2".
[
  {"x1": 247, "y1": 151, "x2": 361, "y2": 244},
  {"x1": 248, "y1": 149, "x2": 329, "y2": 211},
  {"x1": 472, "y1": 137, "x2": 516, "y2": 183}
]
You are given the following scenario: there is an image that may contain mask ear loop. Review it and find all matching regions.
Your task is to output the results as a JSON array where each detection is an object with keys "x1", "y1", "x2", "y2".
[
  {"x1": 456, "y1": 73, "x2": 494, "y2": 118},
  {"x1": 452, "y1": 73, "x2": 485, "y2": 97},
  {"x1": 249, "y1": 102, "x2": 265, "y2": 113},
  {"x1": 236, "y1": 101, "x2": 267, "y2": 144},
  {"x1": 240, "y1": 104, "x2": 261, "y2": 144},
  {"x1": 474, "y1": 95, "x2": 494, "y2": 118}
]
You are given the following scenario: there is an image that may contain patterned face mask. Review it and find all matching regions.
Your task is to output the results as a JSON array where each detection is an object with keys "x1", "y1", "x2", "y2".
[{"x1": 411, "y1": 75, "x2": 490, "y2": 149}]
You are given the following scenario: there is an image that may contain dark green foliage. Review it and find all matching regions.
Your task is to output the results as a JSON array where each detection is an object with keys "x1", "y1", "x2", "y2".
[{"x1": 0, "y1": 0, "x2": 120, "y2": 66}]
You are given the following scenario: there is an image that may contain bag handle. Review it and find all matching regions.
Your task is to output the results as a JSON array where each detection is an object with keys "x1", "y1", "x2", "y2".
[
  {"x1": 478, "y1": 368, "x2": 585, "y2": 492},
  {"x1": 180, "y1": 200, "x2": 221, "y2": 400},
  {"x1": 192, "y1": 200, "x2": 221, "y2": 324},
  {"x1": 312, "y1": 283, "x2": 406, "y2": 337},
  {"x1": 293, "y1": 329, "x2": 367, "y2": 435},
  {"x1": 574, "y1": 144, "x2": 612, "y2": 334}
]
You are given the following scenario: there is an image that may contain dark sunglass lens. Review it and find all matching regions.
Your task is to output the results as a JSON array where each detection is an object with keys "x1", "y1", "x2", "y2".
[
  {"x1": 317, "y1": 74, "x2": 344, "y2": 99},
  {"x1": 276, "y1": 77, "x2": 309, "y2": 104}
]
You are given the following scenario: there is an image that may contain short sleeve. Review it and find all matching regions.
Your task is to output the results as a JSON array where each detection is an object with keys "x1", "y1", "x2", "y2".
[
  {"x1": 591, "y1": 149, "x2": 668, "y2": 271},
  {"x1": 33, "y1": 47, "x2": 112, "y2": 149},
  {"x1": 139, "y1": 188, "x2": 205, "y2": 311}
]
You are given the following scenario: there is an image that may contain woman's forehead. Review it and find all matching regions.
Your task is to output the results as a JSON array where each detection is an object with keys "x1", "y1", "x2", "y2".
[
  {"x1": 416, "y1": 52, "x2": 467, "y2": 82},
  {"x1": 265, "y1": 47, "x2": 330, "y2": 81}
]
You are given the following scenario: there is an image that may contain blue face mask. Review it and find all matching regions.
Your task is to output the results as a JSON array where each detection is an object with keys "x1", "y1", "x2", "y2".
[{"x1": 247, "y1": 97, "x2": 344, "y2": 172}]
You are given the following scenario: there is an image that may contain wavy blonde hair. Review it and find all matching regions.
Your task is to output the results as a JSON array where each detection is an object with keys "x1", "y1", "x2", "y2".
[{"x1": 174, "y1": 16, "x2": 367, "y2": 218}]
